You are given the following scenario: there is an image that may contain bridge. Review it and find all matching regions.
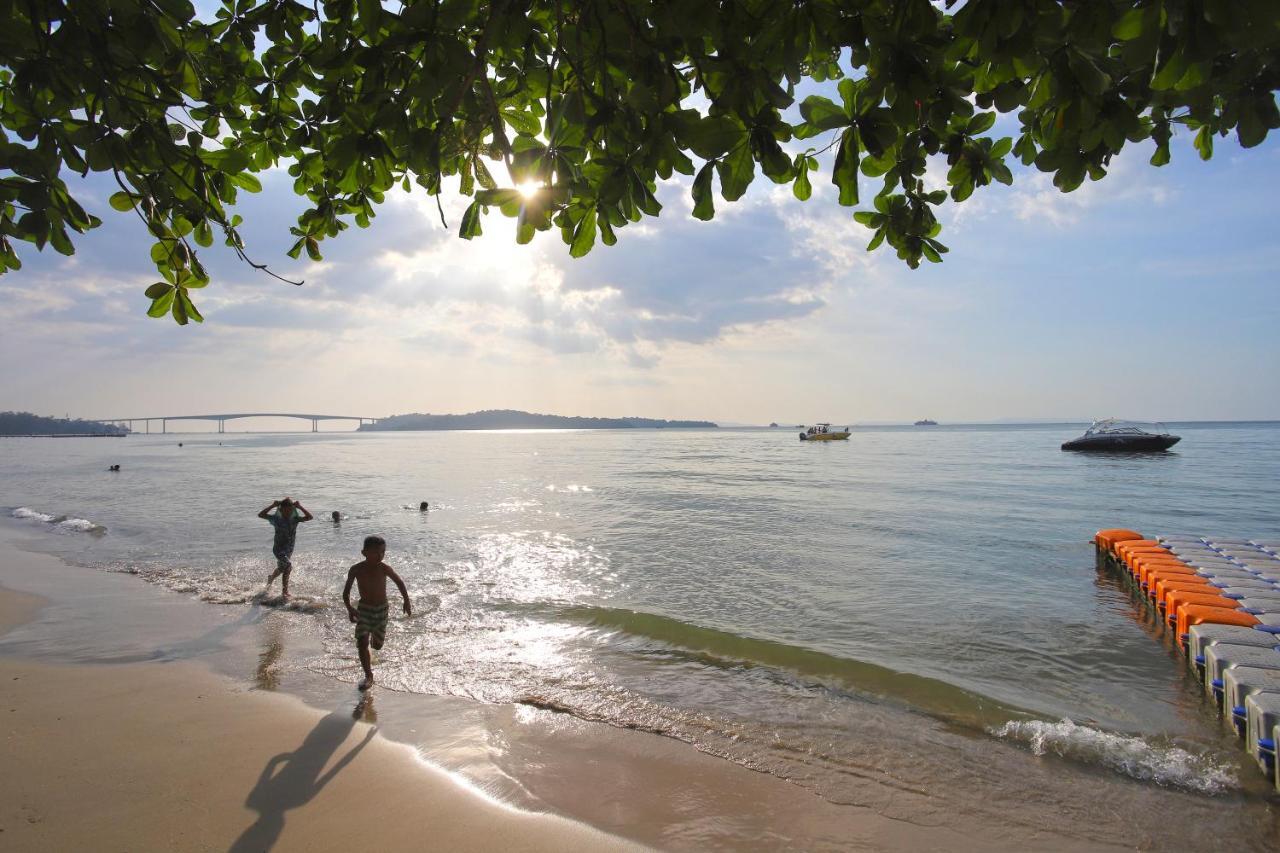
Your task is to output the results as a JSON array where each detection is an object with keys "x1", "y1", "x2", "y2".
[{"x1": 94, "y1": 413, "x2": 379, "y2": 434}]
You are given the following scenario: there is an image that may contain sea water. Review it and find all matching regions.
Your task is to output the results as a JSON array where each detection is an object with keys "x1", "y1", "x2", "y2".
[{"x1": 3, "y1": 423, "x2": 1280, "y2": 844}]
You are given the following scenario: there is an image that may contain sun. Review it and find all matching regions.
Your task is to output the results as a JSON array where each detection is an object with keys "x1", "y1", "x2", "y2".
[{"x1": 516, "y1": 180, "x2": 541, "y2": 199}]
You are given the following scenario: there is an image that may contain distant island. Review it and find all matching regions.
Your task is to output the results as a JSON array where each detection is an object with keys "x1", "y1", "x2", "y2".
[
  {"x1": 914, "y1": 419, "x2": 939, "y2": 426},
  {"x1": 360, "y1": 409, "x2": 718, "y2": 431},
  {"x1": 0, "y1": 411, "x2": 126, "y2": 437}
]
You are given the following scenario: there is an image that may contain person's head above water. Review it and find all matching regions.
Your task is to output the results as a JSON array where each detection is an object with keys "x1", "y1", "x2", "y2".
[
  {"x1": 362, "y1": 535, "x2": 386, "y2": 560},
  {"x1": 419, "y1": 501, "x2": 429, "y2": 511},
  {"x1": 278, "y1": 497, "x2": 295, "y2": 517},
  {"x1": 331, "y1": 510, "x2": 340, "y2": 522}
]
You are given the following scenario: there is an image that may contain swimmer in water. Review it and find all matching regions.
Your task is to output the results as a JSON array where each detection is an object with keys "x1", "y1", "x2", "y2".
[
  {"x1": 419, "y1": 501, "x2": 429, "y2": 511},
  {"x1": 331, "y1": 511, "x2": 341, "y2": 523}
]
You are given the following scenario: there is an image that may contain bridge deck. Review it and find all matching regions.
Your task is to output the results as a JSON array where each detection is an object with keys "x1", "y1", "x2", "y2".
[{"x1": 96, "y1": 413, "x2": 374, "y2": 421}]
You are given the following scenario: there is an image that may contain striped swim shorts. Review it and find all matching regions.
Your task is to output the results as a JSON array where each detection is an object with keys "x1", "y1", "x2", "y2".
[{"x1": 355, "y1": 601, "x2": 389, "y2": 648}]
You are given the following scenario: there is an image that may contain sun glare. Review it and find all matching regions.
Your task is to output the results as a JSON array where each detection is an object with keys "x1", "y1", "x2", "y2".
[{"x1": 517, "y1": 180, "x2": 541, "y2": 199}]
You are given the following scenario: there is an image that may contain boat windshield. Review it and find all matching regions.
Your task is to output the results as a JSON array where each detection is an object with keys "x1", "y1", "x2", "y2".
[{"x1": 1083, "y1": 419, "x2": 1168, "y2": 437}]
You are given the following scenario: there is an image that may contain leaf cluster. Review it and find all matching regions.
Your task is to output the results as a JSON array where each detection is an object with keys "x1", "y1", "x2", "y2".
[{"x1": 1, "y1": 0, "x2": 1277, "y2": 320}]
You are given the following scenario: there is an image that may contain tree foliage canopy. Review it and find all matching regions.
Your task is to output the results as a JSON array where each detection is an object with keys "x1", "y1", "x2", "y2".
[{"x1": 2, "y1": 0, "x2": 1277, "y2": 323}]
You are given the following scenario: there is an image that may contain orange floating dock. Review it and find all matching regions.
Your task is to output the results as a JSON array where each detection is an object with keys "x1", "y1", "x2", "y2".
[{"x1": 1095, "y1": 529, "x2": 1280, "y2": 788}]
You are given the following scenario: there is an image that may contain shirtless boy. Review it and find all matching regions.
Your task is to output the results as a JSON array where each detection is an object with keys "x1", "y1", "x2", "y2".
[{"x1": 343, "y1": 535, "x2": 411, "y2": 690}]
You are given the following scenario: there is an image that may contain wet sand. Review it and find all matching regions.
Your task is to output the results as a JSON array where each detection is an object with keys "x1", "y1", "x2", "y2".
[
  {"x1": 0, "y1": 606, "x2": 634, "y2": 851},
  {"x1": 0, "y1": 583, "x2": 43, "y2": 634}
]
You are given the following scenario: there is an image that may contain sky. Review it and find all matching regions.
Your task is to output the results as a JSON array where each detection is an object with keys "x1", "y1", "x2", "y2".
[{"x1": 2, "y1": 101, "x2": 1278, "y2": 427}]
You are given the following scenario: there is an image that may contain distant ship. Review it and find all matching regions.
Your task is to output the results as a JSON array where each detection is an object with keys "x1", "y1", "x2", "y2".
[
  {"x1": 769, "y1": 422, "x2": 779, "y2": 428},
  {"x1": 914, "y1": 419, "x2": 938, "y2": 426}
]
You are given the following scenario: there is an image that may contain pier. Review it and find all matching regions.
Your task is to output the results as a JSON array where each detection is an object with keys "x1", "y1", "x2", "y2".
[
  {"x1": 91, "y1": 413, "x2": 379, "y2": 434},
  {"x1": 1096, "y1": 529, "x2": 1280, "y2": 790}
]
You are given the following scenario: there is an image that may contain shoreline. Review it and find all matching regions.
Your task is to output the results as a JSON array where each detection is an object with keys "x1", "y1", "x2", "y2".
[
  {"x1": 0, "y1": 527, "x2": 939, "y2": 851},
  {"x1": 4, "y1": 520, "x2": 1275, "y2": 850}
]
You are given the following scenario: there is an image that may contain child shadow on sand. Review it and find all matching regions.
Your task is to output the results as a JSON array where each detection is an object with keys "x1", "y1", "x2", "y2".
[{"x1": 230, "y1": 709, "x2": 377, "y2": 852}]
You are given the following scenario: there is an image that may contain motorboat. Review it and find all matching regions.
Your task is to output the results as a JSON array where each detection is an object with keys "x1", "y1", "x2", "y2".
[
  {"x1": 914, "y1": 419, "x2": 938, "y2": 426},
  {"x1": 1061, "y1": 419, "x2": 1180, "y2": 452},
  {"x1": 800, "y1": 423, "x2": 850, "y2": 441}
]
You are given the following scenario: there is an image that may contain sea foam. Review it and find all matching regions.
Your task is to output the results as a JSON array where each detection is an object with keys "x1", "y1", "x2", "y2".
[
  {"x1": 11, "y1": 506, "x2": 106, "y2": 534},
  {"x1": 991, "y1": 717, "x2": 1237, "y2": 794},
  {"x1": 12, "y1": 507, "x2": 56, "y2": 523}
]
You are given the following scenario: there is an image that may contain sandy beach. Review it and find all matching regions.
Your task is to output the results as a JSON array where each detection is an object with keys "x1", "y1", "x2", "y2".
[
  {"x1": 0, "y1": 529, "x2": 1052, "y2": 853},
  {"x1": 0, "y1": 588, "x2": 635, "y2": 852}
]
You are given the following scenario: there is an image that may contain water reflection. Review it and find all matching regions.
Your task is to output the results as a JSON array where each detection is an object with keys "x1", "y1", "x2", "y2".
[{"x1": 255, "y1": 620, "x2": 284, "y2": 691}]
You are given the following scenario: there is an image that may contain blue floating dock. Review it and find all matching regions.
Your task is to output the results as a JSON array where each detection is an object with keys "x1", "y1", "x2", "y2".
[{"x1": 1095, "y1": 529, "x2": 1280, "y2": 788}]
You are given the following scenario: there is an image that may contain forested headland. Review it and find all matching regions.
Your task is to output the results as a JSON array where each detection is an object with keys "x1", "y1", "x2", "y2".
[
  {"x1": 0, "y1": 412, "x2": 126, "y2": 436},
  {"x1": 361, "y1": 410, "x2": 716, "y2": 431}
]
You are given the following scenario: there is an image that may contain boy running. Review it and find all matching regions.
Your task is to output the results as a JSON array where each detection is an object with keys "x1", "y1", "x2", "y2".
[
  {"x1": 258, "y1": 497, "x2": 313, "y2": 597},
  {"x1": 343, "y1": 535, "x2": 411, "y2": 690}
]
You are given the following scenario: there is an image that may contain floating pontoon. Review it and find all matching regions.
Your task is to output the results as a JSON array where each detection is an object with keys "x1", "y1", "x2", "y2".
[{"x1": 1096, "y1": 529, "x2": 1280, "y2": 787}]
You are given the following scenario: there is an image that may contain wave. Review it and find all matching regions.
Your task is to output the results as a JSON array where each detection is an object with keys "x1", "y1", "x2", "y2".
[
  {"x1": 555, "y1": 605, "x2": 1031, "y2": 730},
  {"x1": 12, "y1": 507, "x2": 56, "y2": 523},
  {"x1": 557, "y1": 605, "x2": 1242, "y2": 794},
  {"x1": 11, "y1": 506, "x2": 106, "y2": 534},
  {"x1": 991, "y1": 718, "x2": 1237, "y2": 794}
]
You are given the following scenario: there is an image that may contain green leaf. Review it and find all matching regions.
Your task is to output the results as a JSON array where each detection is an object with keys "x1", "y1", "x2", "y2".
[
  {"x1": 569, "y1": 208, "x2": 597, "y2": 257},
  {"x1": 109, "y1": 192, "x2": 136, "y2": 212},
  {"x1": 684, "y1": 116, "x2": 746, "y2": 159},
  {"x1": 837, "y1": 78, "x2": 862, "y2": 115},
  {"x1": 501, "y1": 109, "x2": 541, "y2": 136},
  {"x1": 147, "y1": 288, "x2": 176, "y2": 318},
  {"x1": 459, "y1": 201, "x2": 483, "y2": 239},
  {"x1": 145, "y1": 282, "x2": 172, "y2": 299},
  {"x1": 832, "y1": 128, "x2": 860, "y2": 207},
  {"x1": 231, "y1": 173, "x2": 262, "y2": 192},
  {"x1": 1150, "y1": 49, "x2": 1188, "y2": 91},
  {"x1": 716, "y1": 143, "x2": 755, "y2": 202},
  {"x1": 193, "y1": 220, "x2": 213, "y2": 248},
  {"x1": 171, "y1": 290, "x2": 189, "y2": 325},
  {"x1": 358, "y1": 0, "x2": 382, "y2": 36},
  {"x1": 796, "y1": 96, "x2": 850, "y2": 137},
  {"x1": 1194, "y1": 125, "x2": 1214, "y2": 161},
  {"x1": 177, "y1": 289, "x2": 204, "y2": 323},
  {"x1": 1112, "y1": 8, "x2": 1146, "y2": 40},
  {"x1": 476, "y1": 189, "x2": 524, "y2": 215},
  {"x1": 691, "y1": 162, "x2": 715, "y2": 221},
  {"x1": 792, "y1": 156, "x2": 812, "y2": 201},
  {"x1": 967, "y1": 113, "x2": 996, "y2": 135}
]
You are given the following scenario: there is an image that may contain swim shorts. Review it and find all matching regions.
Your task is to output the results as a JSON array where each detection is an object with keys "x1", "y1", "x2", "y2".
[
  {"x1": 355, "y1": 601, "x2": 389, "y2": 648},
  {"x1": 273, "y1": 551, "x2": 292, "y2": 572}
]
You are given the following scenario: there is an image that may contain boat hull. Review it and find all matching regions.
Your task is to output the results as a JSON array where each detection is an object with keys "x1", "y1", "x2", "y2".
[
  {"x1": 799, "y1": 432, "x2": 850, "y2": 441},
  {"x1": 1061, "y1": 434, "x2": 1181, "y2": 452}
]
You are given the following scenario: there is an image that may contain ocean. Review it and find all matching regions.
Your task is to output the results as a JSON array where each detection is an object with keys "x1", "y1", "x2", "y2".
[{"x1": 4, "y1": 422, "x2": 1280, "y2": 847}]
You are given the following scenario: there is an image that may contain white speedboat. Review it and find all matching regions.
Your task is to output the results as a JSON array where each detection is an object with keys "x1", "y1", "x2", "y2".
[{"x1": 799, "y1": 423, "x2": 850, "y2": 441}]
